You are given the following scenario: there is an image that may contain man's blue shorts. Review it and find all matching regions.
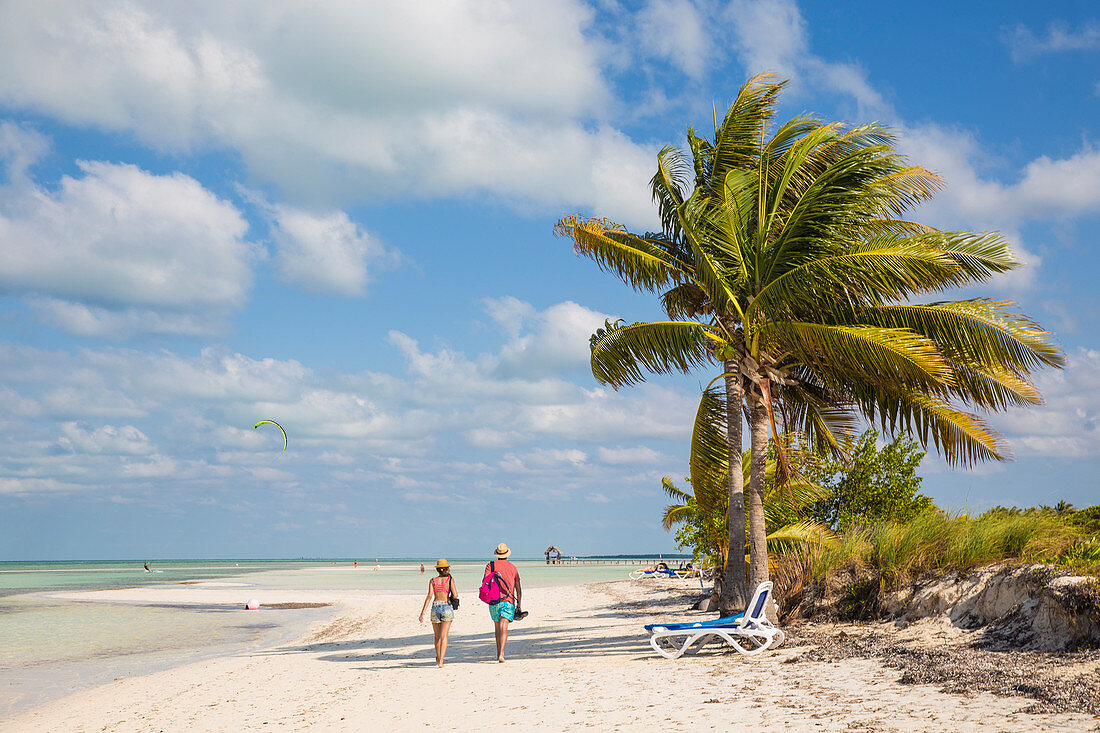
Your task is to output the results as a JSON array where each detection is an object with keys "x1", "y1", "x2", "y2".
[{"x1": 489, "y1": 601, "x2": 516, "y2": 622}]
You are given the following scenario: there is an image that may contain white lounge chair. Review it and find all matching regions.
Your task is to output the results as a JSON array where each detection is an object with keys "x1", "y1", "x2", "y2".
[{"x1": 644, "y1": 581, "x2": 784, "y2": 659}]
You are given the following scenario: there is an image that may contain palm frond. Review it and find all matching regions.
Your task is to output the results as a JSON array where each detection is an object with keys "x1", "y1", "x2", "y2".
[
  {"x1": 865, "y1": 300, "x2": 1064, "y2": 372},
  {"x1": 750, "y1": 239, "x2": 964, "y2": 321},
  {"x1": 935, "y1": 231, "x2": 1021, "y2": 280},
  {"x1": 590, "y1": 321, "x2": 715, "y2": 388},
  {"x1": 768, "y1": 321, "x2": 955, "y2": 392},
  {"x1": 689, "y1": 385, "x2": 731, "y2": 508},
  {"x1": 711, "y1": 168, "x2": 757, "y2": 282},
  {"x1": 948, "y1": 362, "x2": 1041, "y2": 409},
  {"x1": 662, "y1": 503, "x2": 696, "y2": 531},
  {"x1": 708, "y1": 73, "x2": 784, "y2": 191},
  {"x1": 553, "y1": 215, "x2": 687, "y2": 293},
  {"x1": 679, "y1": 192, "x2": 740, "y2": 314},
  {"x1": 860, "y1": 388, "x2": 1008, "y2": 466},
  {"x1": 661, "y1": 283, "x2": 712, "y2": 320},
  {"x1": 766, "y1": 520, "x2": 836, "y2": 548},
  {"x1": 661, "y1": 476, "x2": 693, "y2": 503},
  {"x1": 651, "y1": 145, "x2": 689, "y2": 243}
]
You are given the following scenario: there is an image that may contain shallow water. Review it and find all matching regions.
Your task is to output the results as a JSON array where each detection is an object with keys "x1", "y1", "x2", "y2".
[{"x1": 0, "y1": 558, "x2": 670, "y2": 717}]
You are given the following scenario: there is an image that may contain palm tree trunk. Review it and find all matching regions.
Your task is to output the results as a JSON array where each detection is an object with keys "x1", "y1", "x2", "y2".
[
  {"x1": 719, "y1": 358, "x2": 747, "y2": 614},
  {"x1": 747, "y1": 387, "x2": 770, "y2": 589},
  {"x1": 709, "y1": 565, "x2": 723, "y2": 609}
]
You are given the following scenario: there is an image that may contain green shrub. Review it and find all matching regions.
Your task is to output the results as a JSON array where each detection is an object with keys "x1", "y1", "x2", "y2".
[
  {"x1": 803, "y1": 430, "x2": 934, "y2": 531},
  {"x1": 1067, "y1": 505, "x2": 1100, "y2": 534}
]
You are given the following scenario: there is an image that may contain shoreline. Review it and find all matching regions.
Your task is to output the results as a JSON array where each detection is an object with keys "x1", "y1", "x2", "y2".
[
  {"x1": 0, "y1": 560, "x2": 643, "y2": 720},
  {"x1": 0, "y1": 591, "x2": 339, "y2": 720},
  {"x1": 3, "y1": 580, "x2": 1098, "y2": 731}
]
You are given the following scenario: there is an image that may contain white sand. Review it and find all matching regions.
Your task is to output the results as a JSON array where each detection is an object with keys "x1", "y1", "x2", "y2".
[{"x1": 3, "y1": 581, "x2": 1093, "y2": 732}]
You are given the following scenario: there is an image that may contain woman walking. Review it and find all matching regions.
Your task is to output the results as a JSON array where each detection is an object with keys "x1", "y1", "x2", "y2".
[{"x1": 419, "y1": 559, "x2": 458, "y2": 667}]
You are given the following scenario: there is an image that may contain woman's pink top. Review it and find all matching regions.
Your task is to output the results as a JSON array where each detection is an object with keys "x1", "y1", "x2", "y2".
[{"x1": 430, "y1": 575, "x2": 452, "y2": 598}]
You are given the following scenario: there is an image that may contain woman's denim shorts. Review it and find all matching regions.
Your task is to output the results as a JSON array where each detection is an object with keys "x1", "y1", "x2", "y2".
[{"x1": 430, "y1": 601, "x2": 454, "y2": 623}]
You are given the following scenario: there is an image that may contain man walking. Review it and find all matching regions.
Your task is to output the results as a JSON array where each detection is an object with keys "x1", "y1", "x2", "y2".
[{"x1": 485, "y1": 542, "x2": 523, "y2": 662}]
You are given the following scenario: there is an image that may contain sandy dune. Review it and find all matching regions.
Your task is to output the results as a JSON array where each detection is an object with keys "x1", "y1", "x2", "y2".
[{"x1": 4, "y1": 581, "x2": 1095, "y2": 732}]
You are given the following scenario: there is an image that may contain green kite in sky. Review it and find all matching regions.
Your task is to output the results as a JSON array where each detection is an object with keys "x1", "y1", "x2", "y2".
[{"x1": 254, "y1": 420, "x2": 287, "y2": 453}]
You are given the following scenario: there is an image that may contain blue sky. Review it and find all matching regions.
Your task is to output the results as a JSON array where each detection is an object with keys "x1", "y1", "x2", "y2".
[{"x1": 1, "y1": 1, "x2": 1098, "y2": 560}]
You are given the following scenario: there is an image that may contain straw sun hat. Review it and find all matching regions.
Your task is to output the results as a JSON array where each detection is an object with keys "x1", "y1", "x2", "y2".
[
  {"x1": 435, "y1": 559, "x2": 450, "y2": 569},
  {"x1": 493, "y1": 543, "x2": 511, "y2": 559}
]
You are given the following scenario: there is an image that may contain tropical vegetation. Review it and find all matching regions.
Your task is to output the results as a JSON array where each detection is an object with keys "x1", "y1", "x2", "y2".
[
  {"x1": 662, "y1": 446, "x2": 831, "y2": 605},
  {"x1": 772, "y1": 505, "x2": 1100, "y2": 619},
  {"x1": 802, "y1": 429, "x2": 932, "y2": 530},
  {"x1": 556, "y1": 73, "x2": 1063, "y2": 614}
]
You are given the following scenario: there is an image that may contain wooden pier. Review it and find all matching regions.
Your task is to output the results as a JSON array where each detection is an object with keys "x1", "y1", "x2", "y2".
[{"x1": 544, "y1": 558, "x2": 664, "y2": 565}]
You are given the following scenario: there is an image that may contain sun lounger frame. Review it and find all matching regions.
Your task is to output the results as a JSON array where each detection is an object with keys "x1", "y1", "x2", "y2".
[{"x1": 645, "y1": 581, "x2": 785, "y2": 659}]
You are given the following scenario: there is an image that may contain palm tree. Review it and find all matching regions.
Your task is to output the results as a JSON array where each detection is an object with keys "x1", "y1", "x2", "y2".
[
  {"x1": 557, "y1": 74, "x2": 1063, "y2": 612},
  {"x1": 662, "y1": 413, "x2": 831, "y2": 608}
]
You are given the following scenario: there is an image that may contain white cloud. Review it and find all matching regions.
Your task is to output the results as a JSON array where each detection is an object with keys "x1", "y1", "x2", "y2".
[
  {"x1": 896, "y1": 126, "x2": 1100, "y2": 291},
  {"x1": 30, "y1": 298, "x2": 224, "y2": 339},
  {"x1": 637, "y1": 0, "x2": 711, "y2": 79},
  {"x1": 0, "y1": 159, "x2": 251, "y2": 308},
  {"x1": 0, "y1": 477, "x2": 84, "y2": 495},
  {"x1": 465, "y1": 428, "x2": 523, "y2": 449},
  {"x1": 1012, "y1": 147, "x2": 1100, "y2": 216},
  {"x1": 59, "y1": 422, "x2": 153, "y2": 455},
  {"x1": 719, "y1": 0, "x2": 888, "y2": 119},
  {"x1": 0, "y1": 299, "x2": 699, "y2": 499},
  {"x1": 597, "y1": 445, "x2": 665, "y2": 465},
  {"x1": 0, "y1": 1, "x2": 659, "y2": 228},
  {"x1": 120, "y1": 454, "x2": 179, "y2": 478},
  {"x1": 530, "y1": 448, "x2": 589, "y2": 467},
  {"x1": 0, "y1": 386, "x2": 40, "y2": 418},
  {"x1": 267, "y1": 204, "x2": 393, "y2": 296},
  {"x1": 899, "y1": 126, "x2": 1100, "y2": 225},
  {"x1": 0, "y1": 121, "x2": 48, "y2": 176},
  {"x1": 520, "y1": 384, "x2": 695, "y2": 441},
  {"x1": 724, "y1": 0, "x2": 807, "y2": 81},
  {"x1": 1003, "y1": 21, "x2": 1100, "y2": 63},
  {"x1": 0, "y1": 128, "x2": 254, "y2": 336},
  {"x1": 491, "y1": 298, "x2": 613, "y2": 378},
  {"x1": 993, "y1": 348, "x2": 1100, "y2": 458}
]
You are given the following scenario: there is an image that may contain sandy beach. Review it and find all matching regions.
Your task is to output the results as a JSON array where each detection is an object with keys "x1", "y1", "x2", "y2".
[{"x1": 4, "y1": 580, "x2": 1097, "y2": 732}]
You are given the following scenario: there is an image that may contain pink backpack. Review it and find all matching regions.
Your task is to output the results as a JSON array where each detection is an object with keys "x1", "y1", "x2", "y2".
[{"x1": 479, "y1": 561, "x2": 505, "y2": 604}]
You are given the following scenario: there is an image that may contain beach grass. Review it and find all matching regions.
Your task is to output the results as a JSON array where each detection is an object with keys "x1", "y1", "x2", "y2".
[{"x1": 775, "y1": 509, "x2": 1099, "y2": 608}]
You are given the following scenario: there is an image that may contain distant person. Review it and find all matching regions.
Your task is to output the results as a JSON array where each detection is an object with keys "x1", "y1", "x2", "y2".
[
  {"x1": 143, "y1": 562, "x2": 150, "y2": 572},
  {"x1": 419, "y1": 559, "x2": 458, "y2": 667},
  {"x1": 374, "y1": 559, "x2": 380, "y2": 571},
  {"x1": 354, "y1": 561, "x2": 357, "y2": 568},
  {"x1": 420, "y1": 563, "x2": 426, "y2": 574},
  {"x1": 484, "y1": 543, "x2": 525, "y2": 663}
]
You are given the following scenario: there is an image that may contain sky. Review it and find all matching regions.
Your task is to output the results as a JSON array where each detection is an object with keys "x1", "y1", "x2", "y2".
[{"x1": 0, "y1": 0, "x2": 1098, "y2": 560}]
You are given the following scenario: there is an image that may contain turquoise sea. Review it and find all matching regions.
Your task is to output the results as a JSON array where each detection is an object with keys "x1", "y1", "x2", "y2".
[{"x1": 0, "y1": 558, "x2": 657, "y2": 718}]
